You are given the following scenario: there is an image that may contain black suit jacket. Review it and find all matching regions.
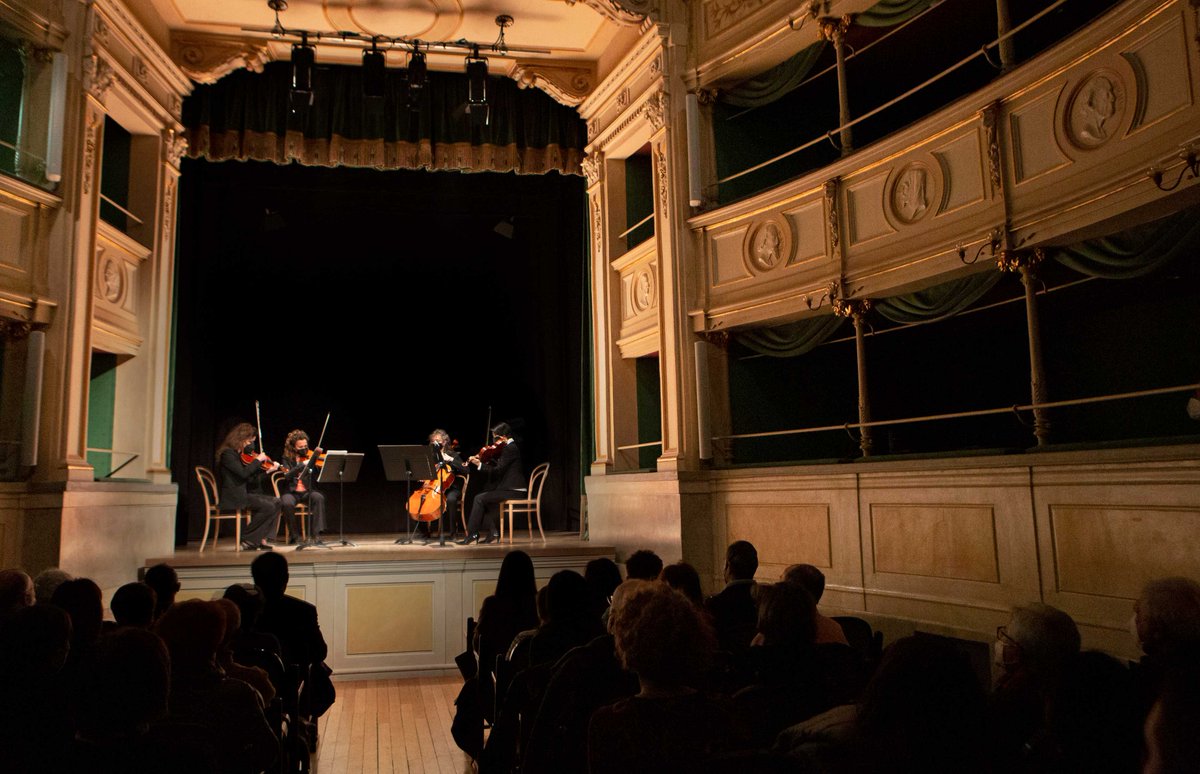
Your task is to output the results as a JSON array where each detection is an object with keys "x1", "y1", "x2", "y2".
[
  {"x1": 480, "y1": 440, "x2": 525, "y2": 492},
  {"x1": 257, "y1": 593, "x2": 328, "y2": 668},
  {"x1": 704, "y1": 580, "x2": 758, "y2": 653},
  {"x1": 218, "y1": 448, "x2": 269, "y2": 509}
]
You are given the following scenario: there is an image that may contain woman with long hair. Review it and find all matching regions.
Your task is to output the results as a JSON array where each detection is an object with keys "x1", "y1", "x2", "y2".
[{"x1": 216, "y1": 422, "x2": 281, "y2": 551}]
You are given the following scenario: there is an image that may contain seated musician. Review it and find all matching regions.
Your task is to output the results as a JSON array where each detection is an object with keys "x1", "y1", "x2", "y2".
[
  {"x1": 216, "y1": 422, "x2": 281, "y2": 551},
  {"x1": 415, "y1": 429, "x2": 469, "y2": 544},
  {"x1": 458, "y1": 422, "x2": 525, "y2": 545},
  {"x1": 279, "y1": 429, "x2": 327, "y2": 545}
]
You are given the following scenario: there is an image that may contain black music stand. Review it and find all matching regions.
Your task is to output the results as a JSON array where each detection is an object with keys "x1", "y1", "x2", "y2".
[
  {"x1": 379, "y1": 444, "x2": 436, "y2": 546},
  {"x1": 316, "y1": 451, "x2": 363, "y2": 548}
]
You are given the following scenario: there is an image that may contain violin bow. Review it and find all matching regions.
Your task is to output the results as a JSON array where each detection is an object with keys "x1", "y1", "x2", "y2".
[
  {"x1": 297, "y1": 412, "x2": 331, "y2": 476},
  {"x1": 255, "y1": 400, "x2": 265, "y2": 454}
]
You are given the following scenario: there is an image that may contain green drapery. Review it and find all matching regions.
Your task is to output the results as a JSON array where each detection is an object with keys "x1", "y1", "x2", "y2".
[
  {"x1": 875, "y1": 270, "x2": 1001, "y2": 324},
  {"x1": 183, "y1": 61, "x2": 585, "y2": 175},
  {"x1": 718, "y1": 41, "x2": 828, "y2": 108},
  {"x1": 1049, "y1": 208, "x2": 1200, "y2": 280},
  {"x1": 733, "y1": 314, "x2": 846, "y2": 358},
  {"x1": 858, "y1": 0, "x2": 940, "y2": 27}
]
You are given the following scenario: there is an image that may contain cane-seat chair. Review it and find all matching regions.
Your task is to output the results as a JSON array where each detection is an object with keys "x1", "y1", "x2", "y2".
[
  {"x1": 500, "y1": 463, "x2": 549, "y2": 543},
  {"x1": 195, "y1": 466, "x2": 249, "y2": 552},
  {"x1": 270, "y1": 470, "x2": 308, "y2": 543}
]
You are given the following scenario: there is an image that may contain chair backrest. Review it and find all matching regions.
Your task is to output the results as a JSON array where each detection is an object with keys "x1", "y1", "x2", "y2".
[
  {"x1": 459, "y1": 474, "x2": 470, "y2": 515},
  {"x1": 833, "y1": 615, "x2": 879, "y2": 663},
  {"x1": 527, "y1": 462, "x2": 549, "y2": 505},
  {"x1": 195, "y1": 466, "x2": 219, "y2": 513},
  {"x1": 270, "y1": 469, "x2": 284, "y2": 497}
]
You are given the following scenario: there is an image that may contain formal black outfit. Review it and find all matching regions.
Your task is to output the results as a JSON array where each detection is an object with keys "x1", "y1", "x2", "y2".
[
  {"x1": 464, "y1": 439, "x2": 525, "y2": 540},
  {"x1": 704, "y1": 579, "x2": 759, "y2": 654},
  {"x1": 279, "y1": 455, "x2": 327, "y2": 540},
  {"x1": 217, "y1": 448, "x2": 280, "y2": 546},
  {"x1": 415, "y1": 444, "x2": 468, "y2": 540}
]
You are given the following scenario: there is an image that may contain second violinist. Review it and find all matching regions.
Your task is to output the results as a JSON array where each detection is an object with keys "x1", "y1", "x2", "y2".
[{"x1": 280, "y1": 429, "x2": 327, "y2": 545}]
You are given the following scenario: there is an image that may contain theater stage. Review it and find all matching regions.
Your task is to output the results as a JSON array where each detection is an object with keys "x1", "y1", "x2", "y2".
[{"x1": 149, "y1": 532, "x2": 613, "y2": 679}]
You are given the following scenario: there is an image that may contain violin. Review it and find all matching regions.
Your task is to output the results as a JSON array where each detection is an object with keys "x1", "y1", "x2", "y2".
[
  {"x1": 474, "y1": 440, "x2": 505, "y2": 465},
  {"x1": 300, "y1": 448, "x2": 327, "y2": 468},
  {"x1": 240, "y1": 450, "x2": 277, "y2": 471}
]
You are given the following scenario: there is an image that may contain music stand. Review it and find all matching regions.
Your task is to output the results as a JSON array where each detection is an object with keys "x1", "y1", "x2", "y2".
[
  {"x1": 316, "y1": 451, "x2": 363, "y2": 548},
  {"x1": 379, "y1": 444, "x2": 437, "y2": 545}
]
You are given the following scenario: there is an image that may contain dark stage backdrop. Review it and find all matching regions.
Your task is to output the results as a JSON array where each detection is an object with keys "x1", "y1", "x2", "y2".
[{"x1": 172, "y1": 158, "x2": 586, "y2": 543}]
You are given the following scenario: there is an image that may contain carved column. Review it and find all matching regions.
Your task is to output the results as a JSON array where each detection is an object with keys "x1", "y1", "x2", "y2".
[
  {"x1": 835, "y1": 298, "x2": 874, "y2": 456},
  {"x1": 821, "y1": 15, "x2": 855, "y2": 156},
  {"x1": 998, "y1": 249, "x2": 1051, "y2": 446}
]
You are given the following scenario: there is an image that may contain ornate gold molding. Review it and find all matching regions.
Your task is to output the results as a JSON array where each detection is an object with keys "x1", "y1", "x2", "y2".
[
  {"x1": 0, "y1": 319, "x2": 32, "y2": 341},
  {"x1": 581, "y1": 153, "x2": 603, "y2": 187},
  {"x1": 170, "y1": 32, "x2": 270, "y2": 85},
  {"x1": 981, "y1": 101, "x2": 1003, "y2": 193},
  {"x1": 996, "y1": 247, "x2": 1045, "y2": 273},
  {"x1": 564, "y1": 0, "x2": 646, "y2": 26},
  {"x1": 83, "y1": 54, "x2": 115, "y2": 101},
  {"x1": 511, "y1": 60, "x2": 596, "y2": 108},
  {"x1": 162, "y1": 128, "x2": 188, "y2": 169},
  {"x1": 818, "y1": 14, "x2": 853, "y2": 43},
  {"x1": 653, "y1": 143, "x2": 669, "y2": 221},
  {"x1": 644, "y1": 90, "x2": 668, "y2": 131},
  {"x1": 832, "y1": 297, "x2": 871, "y2": 319}
]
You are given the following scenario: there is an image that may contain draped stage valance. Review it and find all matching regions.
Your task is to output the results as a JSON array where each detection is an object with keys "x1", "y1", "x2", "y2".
[{"x1": 182, "y1": 62, "x2": 586, "y2": 175}]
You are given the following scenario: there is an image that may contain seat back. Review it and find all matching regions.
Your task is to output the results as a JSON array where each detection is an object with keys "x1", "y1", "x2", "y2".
[
  {"x1": 527, "y1": 462, "x2": 549, "y2": 507},
  {"x1": 270, "y1": 469, "x2": 284, "y2": 497},
  {"x1": 195, "y1": 466, "x2": 220, "y2": 514},
  {"x1": 833, "y1": 615, "x2": 882, "y2": 668}
]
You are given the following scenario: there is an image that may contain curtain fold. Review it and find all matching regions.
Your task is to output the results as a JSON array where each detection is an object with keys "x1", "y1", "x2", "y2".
[
  {"x1": 1048, "y1": 208, "x2": 1200, "y2": 280},
  {"x1": 183, "y1": 62, "x2": 585, "y2": 175},
  {"x1": 733, "y1": 314, "x2": 845, "y2": 358},
  {"x1": 718, "y1": 42, "x2": 828, "y2": 108},
  {"x1": 858, "y1": 0, "x2": 940, "y2": 27},
  {"x1": 875, "y1": 271, "x2": 1001, "y2": 324}
]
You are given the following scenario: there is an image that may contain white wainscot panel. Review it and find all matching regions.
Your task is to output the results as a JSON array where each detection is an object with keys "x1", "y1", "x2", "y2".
[
  {"x1": 1009, "y1": 87, "x2": 1072, "y2": 183},
  {"x1": 1124, "y1": 13, "x2": 1194, "y2": 132},
  {"x1": 845, "y1": 170, "x2": 894, "y2": 246},
  {"x1": 783, "y1": 198, "x2": 827, "y2": 269},
  {"x1": 710, "y1": 226, "x2": 752, "y2": 286},
  {"x1": 932, "y1": 131, "x2": 986, "y2": 214}
]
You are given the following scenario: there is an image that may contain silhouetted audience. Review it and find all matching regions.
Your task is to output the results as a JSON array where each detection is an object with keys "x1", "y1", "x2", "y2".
[
  {"x1": 33, "y1": 567, "x2": 72, "y2": 605},
  {"x1": 660, "y1": 561, "x2": 705, "y2": 608},
  {"x1": 782, "y1": 564, "x2": 849, "y2": 646},
  {"x1": 1132, "y1": 576, "x2": 1200, "y2": 713},
  {"x1": 0, "y1": 569, "x2": 35, "y2": 623},
  {"x1": 1143, "y1": 666, "x2": 1200, "y2": 774},
  {"x1": 0, "y1": 603, "x2": 74, "y2": 773},
  {"x1": 213, "y1": 597, "x2": 276, "y2": 705},
  {"x1": 589, "y1": 581, "x2": 748, "y2": 773},
  {"x1": 222, "y1": 582, "x2": 283, "y2": 662},
  {"x1": 473, "y1": 550, "x2": 539, "y2": 727},
  {"x1": 50, "y1": 576, "x2": 104, "y2": 669},
  {"x1": 623, "y1": 549, "x2": 664, "y2": 581},
  {"x1": 585, "y1": 557, "x2": 623, "y2": 619},
  {"x1": 706, "y1": 540, "x2": 760, "y2": 654},
  {"x1": 143, "y1": 563, "x2": 180, "y2": 621},
  {"x1": 110, "y1": 581, "x2": 157, "y2": 628}
]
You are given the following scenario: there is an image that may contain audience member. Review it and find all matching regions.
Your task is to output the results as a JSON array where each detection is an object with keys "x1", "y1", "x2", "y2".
[
  {"x1": 584, "y1": 557, "x2": 623, "y2": 620},
  {"x1": 0, "y1": 603, "x2": 74, "y2": 773},
  {"x1": 212, "y1": 597, "x2": 276, "y2": 705},
  {"x1": 705, "y1": 540, "x2": 759, "y2": 654},
  {"x1": 473, "y1": 550, "x2": 538, "y2": 724},
  {"x1": 33, "y1": 566, "x2": 72, "y2": 605},
  {"x1": 222, "y1": 582, "x2": 283, "y2": 661},
  {"x1": 623, "y1": 549, "x2": 663, "y2": 581},
  {"x1": 782, "y1": 564, "x2": 849, "y2": 646},
  {"x1": 1132, "y1": 576, "x2": 1200, "y2": 712},
  {"x1": 110, "y1": 581, "x2": 157, "y2": 628},
  {"x1": 0, "y1": 568, "x2": 35, "y2": 623},
  {"x1": 1143, "y1": 667, "x2": 1200, "y2": 774},
  {"x1": 143, "y1": 563, "x2": 180, "y2": 621},
  {"x1": 589, "y1": 582, "x2": 748, "y2": 773},
  {"x1": 50, "y1": 576, "x2": 105, "y2": 668},
  {"x1": 660, "y1": 561, "x2": 705, "y2": 608},
  {"x1": 156, "y1": 599, "x2": 278, "y2": 773},
  {"x1": 526, "y1": 569, "x2": 606, "y2": 668}
]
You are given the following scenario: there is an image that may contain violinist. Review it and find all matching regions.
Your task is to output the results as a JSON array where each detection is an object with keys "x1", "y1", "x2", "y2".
[
  {"x1": 280, "y1": 429, "x2": 328, "y2": 545},
  {"x1": 458, "y1": 422, "x2": 525, "y2": 545},
  {"x1": 216, "y1": 422, "x2": 281, "y2": 551},
  {"x1": 415, "y1": 429, "x2": 469, "y2": 544}
]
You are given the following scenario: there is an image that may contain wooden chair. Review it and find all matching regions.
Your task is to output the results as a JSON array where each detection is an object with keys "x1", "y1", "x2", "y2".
[
  {"x1": 270, "y1": 470, "x2": 308, "y2": 543},
  {"x1": 195, "y1": 466, "x2": 249, "y2": 552},
  {"x1": 500, "y1": 463, "x2": 549, "y2": 543}
]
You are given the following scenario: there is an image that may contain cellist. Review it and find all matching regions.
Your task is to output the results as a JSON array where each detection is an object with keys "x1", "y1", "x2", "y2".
[
  {"x1": 279, "y1": 429, "x2": 328, "y2": 545},
  {"x1": 458, "y1": 422, "x2": 524, "y2": 545},
  {"x1": 414, "y1": 429, "x2": 469, "y2": 544}
]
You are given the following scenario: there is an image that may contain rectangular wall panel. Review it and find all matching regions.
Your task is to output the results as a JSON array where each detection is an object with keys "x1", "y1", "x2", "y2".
[
  {"x1": 346, "y1": 583, "x2": 434, "y2": 655},
  {"x1": 870, "y1": 504, "x2": 1000, "y2": 583},
  {"x1": 727, "y1": 503, "x2": 831, "y2": 569}
]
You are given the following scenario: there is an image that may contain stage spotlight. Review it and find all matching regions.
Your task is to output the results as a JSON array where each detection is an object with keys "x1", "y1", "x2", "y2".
[
  {"x1": 407, "y1": 48, "x2": 427, "y2": 90},
  {"x1": 290, "y1": 33, "x2": 315, "y2": 112},
  {"x1": 466, "y1": 50, "x2": 489, "y2": 127},
  {"x1": 362, "y1": 43, "x2": 385, "y2": 98}
]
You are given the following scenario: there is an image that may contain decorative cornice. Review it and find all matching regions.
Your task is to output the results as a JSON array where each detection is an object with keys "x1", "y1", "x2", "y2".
[
  {"x1": 170, "y1": 32, "x2": 271, "y2": 86},
  {"x1": 579, "y1": 25, "x2": 667, "y2": 120},
  {"x1": 644, "y1": 90, "x2": 668, "y2": 131},
  {"x1": 581, "y1": 153, "x2": 603, "y2": 187},
  {"x1": 564, "y1": 0, "x2": 646, "y2": 26},
  {"x1": 92, "y1": 0, "x2": 193, "y2": 95},
  {"x1": 163, "y1": 128, "x2": 188, "y2": 169},
  {"x1": 511, "y1": 60, "x2": 596, "y2": 107},
  {"x1": 83, "y1": 54, "x2": 115, "y2": 102}
]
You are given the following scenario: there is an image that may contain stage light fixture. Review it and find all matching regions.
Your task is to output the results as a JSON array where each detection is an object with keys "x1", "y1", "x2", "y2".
[
  {"x1": 407, "y1": 48, "x2": 427, "y2": 91},
  {"x1": 290, "y1": 32, "x2": 315, "y2": 112},
  {"x1": 466, "y1": 48, "x2": 489, "y2": 127},
  {"x1": 362, "y1": 42, "x2": 385, "y2": 98}
]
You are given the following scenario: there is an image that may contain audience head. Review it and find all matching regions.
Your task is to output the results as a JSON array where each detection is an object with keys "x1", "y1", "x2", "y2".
[
  {"x1": 756, "y1": 581, "x2": 816, "y2": 648},
  {"x1": 33, "y1": 567, "x2": 72, "y2": 605},
  {"x1": 0, "y1": 603, "x2": 71, "y2": 676},
  {"x1": 143, "y1": 563, "x2": 180, "y2": 619},
  {"x1": 495, "y1": 550, "x2": 536, "y2": 601},
  {"x1": 223, "y1": 582, "x2": 265, "y2": 631},
  {"x1": 659, "y1": 562, "x2": 704, "y2": 608},
  {"x1": 544, "y1": 569, "x2": 591, "y2": 624},
  {"x1": 1143, "y1": 668, "x2": 1200, "y2": 774},
  {"x1": 996, "y1": 602, "x2": 1080, "y2": 682},
  {"x1": 250, "y1": 551, "x2": 290, "y2": 599},
  {"x1": 535, "y1": 585, "x2": 551, "y2": 625},
  {"x1": 624, "y1": 550, "x2": 664, "y2": 581},
  {"x1": 156, "y1": 599, "x2": 224, "y2": 672},
  {"x1": 50, "y1": 577, "x2": 104, "y2": 656},
  {"x1": 110, "y1": 582, "x2": 157, "y2": 628},
  {"x1": 1135, "y1": 577, "x2": 1200, "y2": 658},
  {"x1": 0, "y1": 569, "x2": 35, "y2": 619},
  {"x1": 1043, "y1": 650, "x2": 1141, "y2": 774},
  {"x1": 611, "y1": 582, "x2": 716, "y2": 690},
  {"x1": 585, "y1": 558, "x2": 623, "y2": 615},
  {"x1": 75, "y1": 628, "x2": 170, "y2": 740},
  {"x1": 856, "y1": 636, "x2": 987, "y2": 770},
  {"x1": 782, "y1": 564, "x2": 826, "y2": 604},
  {"x1": 608, "y1": 579, "x2": 653, "y2": 633},
  {"x1": 212, "y1": 597, "x2": 242, "y2": 653},
  {"x1": 724, "y1": 540, "x2": 758, "y2": 582}
]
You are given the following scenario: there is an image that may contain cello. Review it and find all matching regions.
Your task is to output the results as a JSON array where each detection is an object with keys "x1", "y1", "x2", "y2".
[{"x1": 407, "y1": 439, "x2": 458, "y2": 521}]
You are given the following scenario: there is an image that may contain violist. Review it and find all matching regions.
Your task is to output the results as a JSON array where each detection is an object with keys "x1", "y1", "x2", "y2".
[
  {"x1": 216, "y1": 422, "x2": 281, "y2": 551},
  {"x1": 458, "y1": 422, "x2": 525, "y2": 545},
  {"x1": 279, "y1": 429, "x2": 328, "y2": 545}
]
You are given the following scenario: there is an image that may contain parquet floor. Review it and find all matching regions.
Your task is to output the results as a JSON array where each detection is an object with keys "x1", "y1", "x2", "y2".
[{"x1": 314, "y1": 676, "x2": 473, "y2": 774}]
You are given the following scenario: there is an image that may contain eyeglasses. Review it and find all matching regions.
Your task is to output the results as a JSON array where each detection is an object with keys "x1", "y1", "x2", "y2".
[{"x1": 996, "y1": 625, "x2": 1019, "y2": 647}]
